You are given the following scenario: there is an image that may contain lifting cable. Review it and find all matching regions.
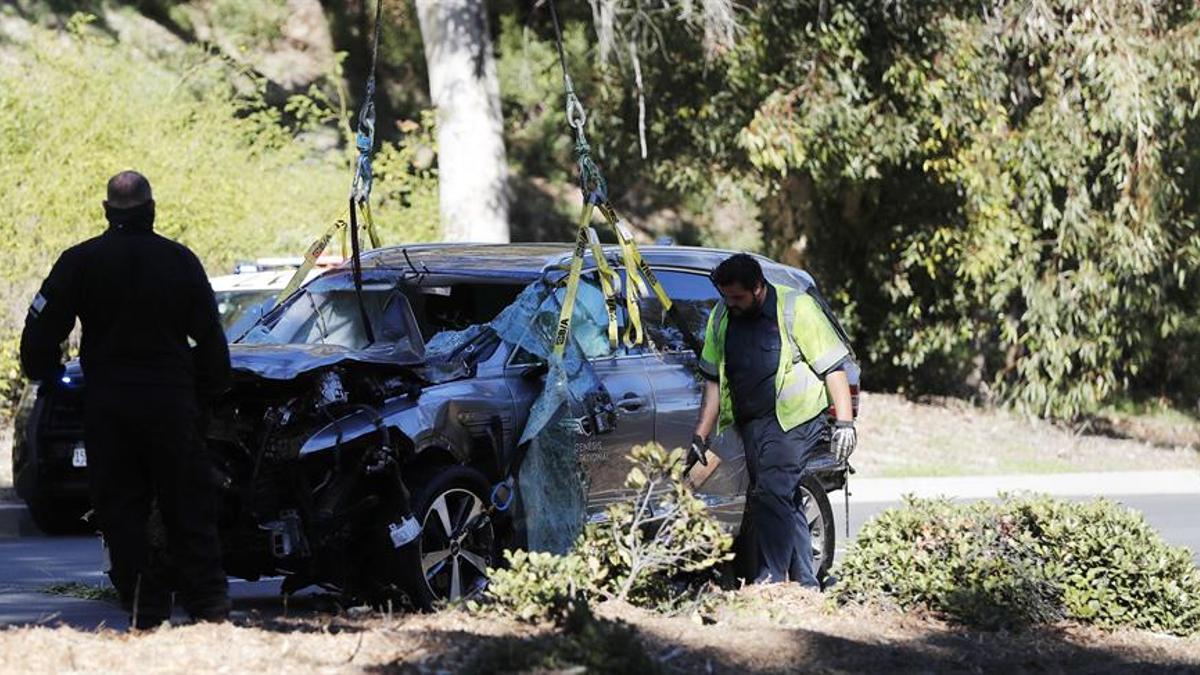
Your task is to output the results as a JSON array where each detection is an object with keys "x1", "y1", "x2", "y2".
[
  {"x1": 346, "y1": 0, "x2": 387, "y2": 345},
  {"x1": 273, "y1": 2, "x2": 387, "y2": 344},
  {"x1": 545, "y1": 0, "x2": 703, "y2": 360}
]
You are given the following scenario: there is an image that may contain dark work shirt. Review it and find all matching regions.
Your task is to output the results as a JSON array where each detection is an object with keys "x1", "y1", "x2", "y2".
[
  {"x1": 20, "y1": 223, "x2": 231, "y2": 401},
  {"x1": 725, "y1": 285, "x2": 781, "y2": 424}
]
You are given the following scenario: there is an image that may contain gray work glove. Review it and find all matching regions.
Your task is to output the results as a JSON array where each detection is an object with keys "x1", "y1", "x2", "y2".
[{"x1": 831, "y1": 420, "x2": 857, "y2": 463}]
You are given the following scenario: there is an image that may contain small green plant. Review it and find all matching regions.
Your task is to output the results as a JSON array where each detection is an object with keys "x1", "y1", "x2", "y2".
[
  {"x1": 833, "y1": 496, "x2": 1200, "y2": 636},
  {"x1": 483, "y1": 443, "x2": 733, "y2": 622},
  {"x1": 484, "y1": 549, "x2": 592, "y2": 624},
  {"x1": 0, "y1": 332, "x2": 22, "y2": 419},
  {"x1": 41, "y1": 581, "x2": 119, "y2": 602}
]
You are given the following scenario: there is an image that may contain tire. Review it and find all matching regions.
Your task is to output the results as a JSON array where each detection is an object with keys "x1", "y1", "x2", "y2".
[
  {"x1": 404, "y1": 465, "x2": 496, "y2": 609},
  {"x1": 25, "y1": 496, "x2": 92, "y2": 536},
  {"x1": 798, "y1": 474, "x2": 835, "y2": 581}
]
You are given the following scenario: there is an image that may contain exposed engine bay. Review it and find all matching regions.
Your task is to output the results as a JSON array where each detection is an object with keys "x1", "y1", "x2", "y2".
[{"x1": 199, "y1": 359, "x2": 427, "y2": 598}]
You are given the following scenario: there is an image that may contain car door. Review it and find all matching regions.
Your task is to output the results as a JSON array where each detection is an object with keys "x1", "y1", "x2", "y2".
[
  {"x1": 637, "y1": 267, "x2": 747, "y2": 528},
  {"x1": 504, "y1": 270, "x2": 657, "y2": 519},
  {"x1": 585, "y1": 347, "x2": 656, "y2": 515}
]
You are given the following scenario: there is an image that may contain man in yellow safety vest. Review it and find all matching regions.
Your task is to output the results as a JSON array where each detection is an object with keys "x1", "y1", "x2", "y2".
[{"x1": 692, "y1": 254, "x2": 856, "y2": 586}]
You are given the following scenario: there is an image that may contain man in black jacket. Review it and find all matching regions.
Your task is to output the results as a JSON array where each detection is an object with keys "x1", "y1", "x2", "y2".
[{"x1": 20, "y1": 171, "x2": 231, "y2": 629}]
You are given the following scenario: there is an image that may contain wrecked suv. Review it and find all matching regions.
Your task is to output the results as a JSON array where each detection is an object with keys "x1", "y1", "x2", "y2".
[{"x1": 22, "y1": 243, "x2": 859, "y2": 605}]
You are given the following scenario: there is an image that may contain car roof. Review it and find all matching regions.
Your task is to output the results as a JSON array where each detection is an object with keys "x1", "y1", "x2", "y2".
[
  {"x1": 209, "y1": 268, "x2": 324, "y2": 292},
  {"x1": 357, "y1": 242, "x2": 769, "y2": 279}
]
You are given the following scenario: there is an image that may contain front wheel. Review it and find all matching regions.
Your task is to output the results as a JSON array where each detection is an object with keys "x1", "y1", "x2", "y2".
[
  {"x1": 405, "y1": 466, "x2": 496, "y2": 609},
  {"x1": 798, "y1": 474, "x2": 835, "y2": 582}
]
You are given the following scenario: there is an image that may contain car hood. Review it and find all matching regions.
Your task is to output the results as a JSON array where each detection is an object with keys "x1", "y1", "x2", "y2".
[{"x1": 229, "y1": 343, "x2": 425, "y2": 381}]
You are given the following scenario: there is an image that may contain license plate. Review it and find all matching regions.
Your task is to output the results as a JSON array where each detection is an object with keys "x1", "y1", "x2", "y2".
[{"x1": 72, "y1": 445, "x2": 87, "y2": 468}]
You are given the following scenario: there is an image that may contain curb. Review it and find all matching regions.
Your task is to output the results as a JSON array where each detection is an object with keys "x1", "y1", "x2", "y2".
[
  {"x1": 0, "y1": 501, "x2": 39, "y2": 538},
  {"x1": 848, "y1": 470, "x2": 1200, "y2": 504}
]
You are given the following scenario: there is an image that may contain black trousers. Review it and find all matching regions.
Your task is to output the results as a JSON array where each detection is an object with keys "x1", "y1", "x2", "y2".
[
  {"x1": 84, "y1": 386, "x2": 228, "y2": 626},
  {"x1": 738, "y1": 413, "x2": 825, "y2": 586}
]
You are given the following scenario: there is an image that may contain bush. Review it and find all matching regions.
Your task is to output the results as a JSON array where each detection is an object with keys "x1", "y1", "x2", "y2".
[
  {"x1": 0, "y1": 331, "x2": 21, "y2": 419},
  {"x1": 483, "y1": 443, "x2": 733, "y2": 623},
  {"x1": 0, "y1": 15, "x2": 438, "y2": 403},
  {"x1": 833, "y1": 496, "x2": 1200, "y2": 635}
]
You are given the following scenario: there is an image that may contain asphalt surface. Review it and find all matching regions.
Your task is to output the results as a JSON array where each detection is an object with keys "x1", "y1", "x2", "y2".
[{"x1": 0, "y1": 472, "x2": 1197, "y2": 631}]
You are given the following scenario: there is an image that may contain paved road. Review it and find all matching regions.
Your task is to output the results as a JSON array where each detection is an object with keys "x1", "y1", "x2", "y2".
[{"x1": 1, "y1": 472, "x2": 1197, "y2": 630}]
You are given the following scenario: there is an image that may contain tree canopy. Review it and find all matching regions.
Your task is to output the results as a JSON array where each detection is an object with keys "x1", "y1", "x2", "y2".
[{"x1": 2, "y1": 0, "x2": 1199, "y2": 419}]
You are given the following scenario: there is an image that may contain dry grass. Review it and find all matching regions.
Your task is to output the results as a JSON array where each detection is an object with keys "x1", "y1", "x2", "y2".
[
  {"x1": 0, "y1": 587, "x2": 1197, "y2": 673},
  {"x1": 853, "y1": 392, "x2": 1200, "y2": 477}
]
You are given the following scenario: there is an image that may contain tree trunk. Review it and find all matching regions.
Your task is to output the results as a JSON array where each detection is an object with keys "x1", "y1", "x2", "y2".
[
  {"x1": 415, "y1": 0, "x2": 510, "y2": 242},
  {"x1": 761, "y1": 172, "x2": 822, "y2": 269}
]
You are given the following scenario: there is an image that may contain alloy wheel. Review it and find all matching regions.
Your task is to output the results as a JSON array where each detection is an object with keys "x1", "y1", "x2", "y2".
[
  {"x1": 418, "y1": 487, "x2": 494, "y2": 601},
  {"x1": 799, "y1": 486, "x2": 825, "y2": 570}
]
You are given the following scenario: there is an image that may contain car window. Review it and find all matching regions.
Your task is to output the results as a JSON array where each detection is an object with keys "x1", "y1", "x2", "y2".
[
  {"x1": 242, "y1": 284, "x2": 423, "y2": 355},
  {"x1": 637, "y1": 269, "x2": 718, "y2": 352},
  {"x1": 214, "y1": 290, "x2": 277, "y2": 332}
]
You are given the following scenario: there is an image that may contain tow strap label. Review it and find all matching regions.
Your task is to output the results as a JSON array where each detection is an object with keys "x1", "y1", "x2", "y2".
[{"x1": 388, "y1": 517, "x2": 421, "y2": 548}]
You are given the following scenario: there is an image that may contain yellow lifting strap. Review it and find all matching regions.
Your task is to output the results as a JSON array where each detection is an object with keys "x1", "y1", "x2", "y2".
[
  {"x1": 551, "y1": 200, "x2": 676, "y2": 359},
  {"x1": 275, "y1": 217, "x2": 348, "y2": 305},
  {"x1": 586, "y1": 227, "x2": 621, "y2": 350}
]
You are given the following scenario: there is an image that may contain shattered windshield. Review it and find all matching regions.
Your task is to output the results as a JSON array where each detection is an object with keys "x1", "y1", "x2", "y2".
[{"x1": 240, "y1": 275, "x2": 423, "y2": 356}]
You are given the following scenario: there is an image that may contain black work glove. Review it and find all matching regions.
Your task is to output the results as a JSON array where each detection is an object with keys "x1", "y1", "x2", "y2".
[
  {"x1": 688, "y1": 433, "x2": 710, "y2": 469},
  {"x1": 831, "y1": 420, "x2": 857, "y2": 463}
]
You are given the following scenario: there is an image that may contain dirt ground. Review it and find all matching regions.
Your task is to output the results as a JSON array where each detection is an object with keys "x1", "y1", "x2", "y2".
[
  {"x1": 852, "y1": 392, "x2": 1200, "y2": 477},
  {"x1": 1, "y1": 586, "x2": 1197, "y2": 673}
]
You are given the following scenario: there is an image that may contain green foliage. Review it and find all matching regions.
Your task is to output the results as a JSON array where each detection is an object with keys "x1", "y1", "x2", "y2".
[
  {"x1": 834, "y1": 496, "x2": 1200, "y2": 635},
  {"x1": 576, "y1": 443, "x2": 735, "y2": 605},
  {"x1": 0, "y1": 15, "x2": 437, "y2": 403},
  {"x1": 208, "y1": 0, "x2": 287, "y2": 49},
  {"x1": 484, "y1": 549, "x2": 592, "y2": 624},
  {"x1": 0, "y1": 332, "x2": 21, "y2": 418},
  {"x1": 518, "y1": 1, "x2": 1200, "y2": 419},
  {"x1": 483, "y1": 443, "x2": 733, "y2": 623},
  {"x1": 729, "y1": 2, "x2": 1200, "y2": 418},
  {"x1": 41, "y1": 581, "x2": 120, "y2": 602}
]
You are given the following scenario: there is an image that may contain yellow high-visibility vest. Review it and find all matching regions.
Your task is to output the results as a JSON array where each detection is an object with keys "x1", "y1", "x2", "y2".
[{"x1": 699, "y1": 282, "x2": 850, "y2": 434}]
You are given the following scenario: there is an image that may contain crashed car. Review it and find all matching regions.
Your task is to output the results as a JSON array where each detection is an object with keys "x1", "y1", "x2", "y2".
[
  {"x1": 10, "y1": 263, "x2": 329, "y2": 533},
  {"x1": 196, "y1": 243, "x2": 859, "y2": 605}
]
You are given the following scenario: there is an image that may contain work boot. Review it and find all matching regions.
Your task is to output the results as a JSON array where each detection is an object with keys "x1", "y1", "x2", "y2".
[
  {"x1": 186, "y1": 595, "x2": 232, "y2": 624},
  {"x1": 129, "y1": 613, "x2": 170, "y2": 631}
]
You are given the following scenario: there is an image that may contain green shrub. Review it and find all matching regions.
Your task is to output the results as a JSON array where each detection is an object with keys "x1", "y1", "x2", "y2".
[
  {"x1": 833, "y1": 496, "x2": 1200, "y2": 635},
  {"x1": 483, "y1": 443, "x2": 733, "y2": 622},
  {"x1": 575, "y1": 443, "x2": 735, "y2": 605},
  {"x1": 0, "y1": 332, "x2": 21, "y2": 419},
  {"x1": 0, "y1": 15, "x2": 438, "y2": 400},
  {"x1": 484, "y1": 549, "x2": 592, "y2": 624}
]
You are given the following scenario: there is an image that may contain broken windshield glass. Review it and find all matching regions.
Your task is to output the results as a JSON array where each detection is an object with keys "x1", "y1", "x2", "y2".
[{"x1": 241, "y1": 275, "x2": 424, "y2": 359}]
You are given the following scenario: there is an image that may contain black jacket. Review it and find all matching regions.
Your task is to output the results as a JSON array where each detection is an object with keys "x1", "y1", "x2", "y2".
[{"x1": 20, "y1": 221, "x2": 231, "y2": 400}]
